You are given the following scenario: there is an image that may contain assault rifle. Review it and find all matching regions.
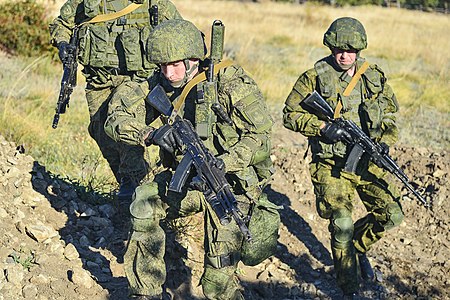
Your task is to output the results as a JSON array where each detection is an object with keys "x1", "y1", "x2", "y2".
[
  {"x1": 147, "y1": 84, "x2": 252, "y2": 241},
  {"x1": 52, "y1": 27, "x2": 79, "y2": 129},
  {"x1": 150, "y1": 4, "x2": 158, "y2": 26},
  {"x1": 301, "y1": 91, "x2": 428, "y2": 207}
]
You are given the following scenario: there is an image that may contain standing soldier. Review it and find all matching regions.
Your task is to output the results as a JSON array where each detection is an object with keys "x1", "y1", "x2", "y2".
[
  {"x1": 105, "y1": 19, "x2": 279, "y2": 299},
  {"x1": 49, "y1": 0, "x2": 182, "y2": 201},
  {"x1": 282, "y1": 17, "x2": 404, "y2": 299}
]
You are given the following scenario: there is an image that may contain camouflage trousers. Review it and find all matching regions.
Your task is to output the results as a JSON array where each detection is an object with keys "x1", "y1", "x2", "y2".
[
  {"x1": 124, "y1": 170, "x2": 253, "y2": 299},
  {"x1": 85, "y1": 74, "x2": 149, "y2": 184},
  {"x1": 309, "y1": 161, "x2": 404, "y2": 294}
]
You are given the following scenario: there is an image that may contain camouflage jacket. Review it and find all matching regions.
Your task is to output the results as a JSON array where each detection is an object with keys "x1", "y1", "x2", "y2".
[
  {"x1": 49, "y1": 0, "x2": 181, "y2": 80},
  {"x1": 105, "y1": 63, "x2": 274, "y2": 189},
  {"x1": 283, "y1": 56, "x2": 399, "y2": 163}
]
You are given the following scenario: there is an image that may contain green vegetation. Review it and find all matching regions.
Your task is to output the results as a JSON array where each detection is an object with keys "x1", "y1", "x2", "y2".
[
  {"x1": 0, "y1": 0, "x2": 57, "y2": 57},
  {"x1": 280, "y1": 0, "x2": 449, "y2": 12},
  {"x1": 9, "y1": 251, "x2": 37, "y2": 271}
]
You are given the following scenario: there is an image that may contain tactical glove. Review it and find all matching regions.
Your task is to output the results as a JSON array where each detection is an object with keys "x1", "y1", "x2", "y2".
[
  {"x1": 379, "y1": 142, "x2": 389, "y2": 155},
  {"x1": 320, "y1": 122, "x2": 352, "y2": 143},
  {"x1": 189, "y1": 175, "x2": 208, "y2": 191},
  {"x1": 57, "y1": 41, "x2": 71, "y2": 63},
  {"x1": 214, "y1": 157, "x2": 225, "y2": 172},
  {"x1": 371, "y1": 142, "x2": 390, "y2": 167},
  {"x1": 147, "y1": 124, "x2": 182, "y2": 153}
]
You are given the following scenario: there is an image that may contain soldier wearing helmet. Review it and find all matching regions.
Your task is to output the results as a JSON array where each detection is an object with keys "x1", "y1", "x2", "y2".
[
  {"x1": 283, "y1": 17, "x2": 404, "y2": 299},
  {"x1": 49, "y1": 0, "x2": 183, "y2": 202},
  {"x1": 105, "y1": 19, "x2": 278, "y2": 299}
]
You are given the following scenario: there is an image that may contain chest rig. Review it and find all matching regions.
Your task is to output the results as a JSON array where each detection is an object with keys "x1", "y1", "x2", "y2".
[
  {"x1": 78, "y1": 0, "x2": 157, "y2": 72},
  {"x1": 311, "y1": 56, "x2": 387, "y2": 160},
  {"x1": 314, "y1": 56, "x2": 384, "y2": 130}
]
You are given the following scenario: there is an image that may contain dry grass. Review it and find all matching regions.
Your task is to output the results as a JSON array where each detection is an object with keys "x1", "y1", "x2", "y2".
[
  {"x1": 0, "y1": 0, "x2": 448, "y2": 191},
  {"x1": 173, "y1": 0, "x2": 449, "y2": 111}
]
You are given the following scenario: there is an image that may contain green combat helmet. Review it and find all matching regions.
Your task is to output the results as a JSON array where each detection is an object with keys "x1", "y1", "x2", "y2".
[
  {"x1": 323, "y1": 17, "x2": 367, "y2": 51},
  {"x1": 147, "y1": 19, "x2": 205, "y2": 64}
]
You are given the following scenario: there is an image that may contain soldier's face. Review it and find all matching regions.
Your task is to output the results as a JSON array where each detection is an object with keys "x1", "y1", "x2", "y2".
[
  {"x1": 332, "y1": 48, "x2": 357, "y2": 67},
  {"x1": 161, "y1": 60, "x2": 186, "y2": 83}
]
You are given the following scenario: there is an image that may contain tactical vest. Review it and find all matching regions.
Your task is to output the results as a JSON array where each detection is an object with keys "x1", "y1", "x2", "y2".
[
  {"x1": 311, "y1": 56, "x2": 387, "y2": 160},
  {"x1": 77, "y1": 0, "x2": 156, "y2": 74},
  {"x1": 161, "y1": 64, "x2": 273, "y2": 188}
]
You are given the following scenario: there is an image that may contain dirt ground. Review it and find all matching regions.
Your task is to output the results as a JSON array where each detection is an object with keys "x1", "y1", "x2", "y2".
[{"x1": 0, "y1": 106, "x2": 448, "y2": 300}]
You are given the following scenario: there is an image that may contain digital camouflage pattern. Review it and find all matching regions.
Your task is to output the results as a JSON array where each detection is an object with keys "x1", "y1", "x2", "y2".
[
  {"x1": 104, "y1": 19, "x2": 278, "y2": 299},
  {"x1": 284, "y1": 56, "x2": 399, "y2": 161},
  {"x1": 49, "y1": 0, "x2": 182, "y2": 185},
  {"x1": 147, "y1": 18, "x2": 205, "y2": 64},
  {"x1": 85, "y1": 80, "x2": 149, "y2": 183},
  {"x1": 323, "y1": 17, "x2": 368, "y2": 51},
  {"x1": 283, "y1": 21, "x2": 404, "y2": 294}
]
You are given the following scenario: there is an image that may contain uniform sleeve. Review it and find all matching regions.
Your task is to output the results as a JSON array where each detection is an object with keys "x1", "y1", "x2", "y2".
[
  {"x1": 378, "y1": 81, "x2": 399, "y2": 146},
  {"x1": 282, "y1": 69, "x2": 324, "y2": 137},
  {"x1": 216, "y1": 66, "x2": 272, "y2": 173},
  {"x1": 49, "y1": 0, "x2": 84, "y2": 46},
  {"x1": 104, "y1": 80, "x2": 155, "y2": 146}
]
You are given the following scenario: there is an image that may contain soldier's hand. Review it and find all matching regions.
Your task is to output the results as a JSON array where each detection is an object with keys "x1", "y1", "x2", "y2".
[
  {"x1": 214, "y1": 157, "x2": 225, "y2": 172},
  {"x1": 57, "y1": 41, "x2": 71, "y2": 63},
  {"x1": 379, "y1": 142, "x2": 389, "y2": 155},
  {"x1": 189, "y1": 176, "x2": 207, "y2": 191},
  {"x1": 320, "y1": 122, "x2": 352, "y2": 144},
  {"x1": 149, "y1": 124, "x2": 182, "y2": 153}
]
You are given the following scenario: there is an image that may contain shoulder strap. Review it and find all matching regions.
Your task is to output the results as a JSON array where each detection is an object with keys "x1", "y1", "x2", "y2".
[
  {"x1": 80, "y1": 3, "x2": 143, "y2": 26},
  {"x1": 333, "y1": 61, "x2": 370, "y2": 118},
  {"x1": 168, "y1": 60, "x2": 233, "y2": 124}
]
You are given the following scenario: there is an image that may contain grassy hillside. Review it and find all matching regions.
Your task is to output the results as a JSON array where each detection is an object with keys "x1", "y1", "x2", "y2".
[{"x1": 0, "y1": 0, "x2": 448, "y2": 192}]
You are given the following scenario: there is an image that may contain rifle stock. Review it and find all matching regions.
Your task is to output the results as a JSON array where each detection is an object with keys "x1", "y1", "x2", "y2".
[{"x1": 301, "y1": 91, "x2": 429, "y2": 207}]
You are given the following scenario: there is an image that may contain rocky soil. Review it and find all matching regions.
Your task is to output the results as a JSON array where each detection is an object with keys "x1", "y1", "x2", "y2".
[{"x1": 0, "y1": 114, "x2": 448, "y2": 300}]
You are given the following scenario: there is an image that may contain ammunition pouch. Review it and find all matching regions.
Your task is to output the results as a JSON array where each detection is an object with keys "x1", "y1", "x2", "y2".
[
  {"x1": 206, "y1": 252, "x2": 241, "y2": 269},
  {"x1": 241, "y1": 193, "x2": 281, "y2": 266}
]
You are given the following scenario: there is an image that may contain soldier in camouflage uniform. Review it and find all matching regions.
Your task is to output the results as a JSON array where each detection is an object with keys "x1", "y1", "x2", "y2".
[
  {"x1": 104, "y1": 19, "x2": 277, "y2": 299},
  {"x1": 283, "y1": 17, "x2": 404, "y2": 299},
  {"x1": 49, "y1": 0, "x2": 182, "y2": 200}
]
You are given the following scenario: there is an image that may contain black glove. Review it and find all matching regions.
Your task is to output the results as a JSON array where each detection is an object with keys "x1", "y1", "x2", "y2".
[
  {"x1": 148, "y1": 124, "x2": 182, "y2": 153},
  {"x1": 57, "y1": 41, "x2": 72, "y2": 63},
  {"x1": 379, "y1": 142, "x2": 389, "y2": 155},
  {"x1": 189, "y1": 175, "x2": 207, "y2": 191},
  {"x1": 214, "y1": 157, "x2": 225, "y2": 172},
  {"x1": 320, "y1": 122, "x2": 352, "y2": 144}
]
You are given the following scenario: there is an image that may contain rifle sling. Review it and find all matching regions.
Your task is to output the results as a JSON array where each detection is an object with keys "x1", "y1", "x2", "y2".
[
  {"x1": 334, "y1": 61, "x2": 370, "y2": 118},
  {"x1": 79, "y1": 3, "x2": 142, "y2": 26},
  {"x1": 169, "y1": 60, "x2": 233, "y2": 125}
]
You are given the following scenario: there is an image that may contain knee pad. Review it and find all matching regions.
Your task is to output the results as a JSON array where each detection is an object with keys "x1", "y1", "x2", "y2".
[
  {"x1": 130, "y1": 182, "x2": 165, "y2": 232},
  {"x1": 383, "y1": 203, "x2": 404, "y2": 230},
  {"x1": 332, "y1": 209, "x2": 354, "y2": 246}
]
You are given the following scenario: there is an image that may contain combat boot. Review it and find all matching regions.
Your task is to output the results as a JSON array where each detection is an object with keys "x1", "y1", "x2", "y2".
[
  {"x1": 358, "y1": 252, "x2": 375, "y2": 281},
  {"x1": 117, "y1": 176, "x2": 137, "y2": 203}
]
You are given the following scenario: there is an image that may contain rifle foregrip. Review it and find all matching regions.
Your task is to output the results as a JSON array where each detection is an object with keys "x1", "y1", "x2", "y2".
[{"x1": 52, "y1": 114, "x2": 60, "y2": 129}]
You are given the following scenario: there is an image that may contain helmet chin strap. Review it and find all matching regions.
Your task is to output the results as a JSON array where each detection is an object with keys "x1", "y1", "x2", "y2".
[{"x1": 169, "y1": 59, "x2": 199, "y2": 88}]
